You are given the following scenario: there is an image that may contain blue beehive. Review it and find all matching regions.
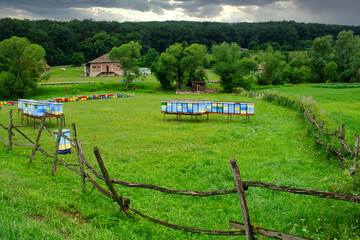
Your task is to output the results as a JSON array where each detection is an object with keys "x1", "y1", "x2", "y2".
[
  {"x1": 240, "y1": 103, "x2": 247, "y2": 115},
  {"x1": 212, "y1": 102, "x2": 217, "y2": 113},
  {"x1": 198, "y1": 102, "x2": 206, "y2": 113},
  {"x1": 235, "y1": 103, "x2": 240, "y2": 114},
  {"x1": 36, "y1": 103, "x2": 46, "y2": 117},
  {"x1": 171, "y1": 102, "x2": 177, "y2": 112},
  {"x1": 182, "y1": 102, "x2": 188, "y2": 113},
  {"x1": 193, "y1": 103, "x2": 199, "y2": 113},
  {"x1": 188, "y1": 103, "x2": 193, "y2": 113},
  {"x1": 177, "y1": 102, "x2": 183, "y2": 112},
  {"x1": 166, "y1": 102, "x2": 172, "y2": 112},
  {"x1": 223, "y1": 103, "x2": 229, "y2": 113},
  {"x1": 54, "y1": 129, "x2": 71, "y2": 154},
  {"x1": 161, "y1": 101, "x2": 167, "y2": 112},
  {"x1": 247, "y1": 103, "x2": 255, "y2": 114},
  {"x1": 52, "y1": 103, "x2": 63, "y2": 115},
  {"x1": 206, "y1": 102, "x2": 212, "y2": 112},
  {"x1": 229, "y1": 103, "x2": 235, "y2": 114}
]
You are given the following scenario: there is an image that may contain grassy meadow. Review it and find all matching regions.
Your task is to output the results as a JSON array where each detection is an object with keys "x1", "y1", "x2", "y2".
[
  {"x1": 0, "y1": 74, "x2": 359, "y2": 239},
  {"x1": 271, "y1": 85, "x2": 360, "y2": 146}
]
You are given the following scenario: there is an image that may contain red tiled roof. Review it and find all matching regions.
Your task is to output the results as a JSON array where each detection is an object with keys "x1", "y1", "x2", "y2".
[{"x1": 89, "y1": 53, "x2": 117, "y2": 63}]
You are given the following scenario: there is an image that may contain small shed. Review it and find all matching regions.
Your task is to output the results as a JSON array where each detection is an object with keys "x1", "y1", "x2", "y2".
[{"x1": 84, "y1": 54, "x2": 124, "y2": 77}]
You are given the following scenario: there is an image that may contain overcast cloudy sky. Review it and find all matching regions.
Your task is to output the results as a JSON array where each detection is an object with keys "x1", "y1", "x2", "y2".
[{"x1": 0, "y1": 0, "x2": 359, "y2": 25}]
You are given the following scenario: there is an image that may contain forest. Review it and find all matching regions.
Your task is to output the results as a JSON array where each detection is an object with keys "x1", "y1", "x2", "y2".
[{"x1": 1, "y1": 18, "x2": 360, "y2": 66}]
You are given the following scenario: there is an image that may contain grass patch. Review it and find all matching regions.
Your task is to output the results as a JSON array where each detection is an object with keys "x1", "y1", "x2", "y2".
[{"x1": 0, "y1": 92, "x2": 359, "y2": 239}]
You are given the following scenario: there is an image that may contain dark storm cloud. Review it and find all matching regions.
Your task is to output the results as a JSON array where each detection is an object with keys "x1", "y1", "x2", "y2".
[{"x1": 0, "y1": 0, "x2": 359, "y2": 25}]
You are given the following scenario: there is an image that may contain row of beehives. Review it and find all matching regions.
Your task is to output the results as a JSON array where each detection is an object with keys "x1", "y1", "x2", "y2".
[
  {"x1": 53, "y1": 93, "x2": 134, "y2": 102},
  {"x1": 161, "y1": 100, "x2": 255, "y2": 114},
  {"x1": 0, "y1": 101, "x2": 17, "y2": 106},
  {"x1": 38, "y1": 81, "x2": 94, "y2": 86},
  {"x1": 18, "y1": 99, "x2": 63, "y2": 117}
]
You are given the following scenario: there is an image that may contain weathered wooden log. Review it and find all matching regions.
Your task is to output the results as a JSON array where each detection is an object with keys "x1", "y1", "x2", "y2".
[
  {"x1": 130, "y1": 206, "x2": 245, "y2": 236},
  {"x1": 29, "y1": 112, "x2": 48, "y2": 163},
  {"x1": 338, "y1": 138, "x2": 355, "y2": 156},
  {"x1": 245, "y1": 181, "x2": 360, "y2": 203},
  {"x1": 13, "y1": 142, "x2": 34, "y2": 147},
  {"x1": 52, "y1": 113, "x2": 64, "y2": 175},
  {"x1": 72, "y1": 123, "x2": 85, "y2": 186},
  {"x1": 93, "y1": 147, "x2": 130, "y2": 215},
  {"x1": 340, "y1": 124, "x2": 345, "y2": 170},
  {"x1": 0, "y1": 131, "x2": 9, "y2": 145},
  {"x1": 354, "y1": 134, "x2": 359, "y2": 170},
  {"x1": 84, "y1": 170, "x2": 113, "y2": 198},
  {"x1": 13, "y1": 126, "x2": 34, "y2": 144},
  {"x1": 229, "y1": 158, "x2": 254, "y2": 240},
  {"x1": 8, "y1": 109, "x2": 13, "y2": 151},
  {"x1": 229, "y1": 221, "x2": 313, "y2": 240}
]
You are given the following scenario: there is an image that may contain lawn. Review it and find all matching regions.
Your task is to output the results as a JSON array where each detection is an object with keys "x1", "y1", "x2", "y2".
[{"x1": 0, "y1": 90, "x2": 359, "y2": 239}]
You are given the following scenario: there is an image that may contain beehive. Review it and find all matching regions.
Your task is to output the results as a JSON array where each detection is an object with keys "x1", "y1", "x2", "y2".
[
  {"x1": 54, "y1": 129, "x2": 71, "y2": 154},
  {"x1": 161, "y1": 101, "x2": 167, "y2": 112},
  {"x1": 240, "y1": 103, "x2": 247, "y2": 115},
  {"x1": 247, "y1": 103, "x2": 255, "y2": 114}
]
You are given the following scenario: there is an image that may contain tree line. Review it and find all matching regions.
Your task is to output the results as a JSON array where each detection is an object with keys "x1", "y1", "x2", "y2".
[{"x1": 1, "y1": 18, "x2": 360, "y2": 66}]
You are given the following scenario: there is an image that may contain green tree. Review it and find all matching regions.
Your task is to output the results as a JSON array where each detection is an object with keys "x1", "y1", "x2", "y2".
[
  {"x1": 324, "y1": 61, "x2": 338, "y2": 82},
  {"x1": 71, "y1": 52, "x2": 84, "y2": 67},
  {"x1": 142, "y1": 48, "x2": 159, "y2": 68},
  {"x1": 109, "y1": 41, "x2": 142, "y2": 91},
  {"x1": 0, "y1": 36, "x2": 46, "y2": 98},
  {"x1": 311, "y1": 35, "x2": 333, "y2": 82},
  {"x1": 153, "y1": 42, "x2": 207, "y2": 90},
  {"x1": 212, "y1": 42, "x2": 257, "y2": 91},
  {"x1": 334, "y1": 30, "x2": 360, "y2": 82},
  {"x1": 259, "y1": 46, "x2": 287, "y2": 85}
]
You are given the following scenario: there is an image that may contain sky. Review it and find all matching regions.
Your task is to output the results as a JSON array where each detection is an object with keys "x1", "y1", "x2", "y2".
[{"x1": 0, "y1": 0, "x2": 359, "y2": 26}]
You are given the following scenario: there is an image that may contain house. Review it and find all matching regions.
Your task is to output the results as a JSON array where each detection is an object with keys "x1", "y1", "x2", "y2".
[
  {"x1": 39, "y1": 59, "x2": 51, "y2": 75},
  {"x1": 84, "y1": 54, "x2": 123, "y2": 77},
  {"x1": 255, "y1": 63, "x2": 265, "y2": 75}
]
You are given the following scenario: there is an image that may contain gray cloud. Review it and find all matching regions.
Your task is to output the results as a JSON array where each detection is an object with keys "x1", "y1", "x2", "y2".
[{"x1": 0, "y1": 0, "x2": 359, "y2": 25}]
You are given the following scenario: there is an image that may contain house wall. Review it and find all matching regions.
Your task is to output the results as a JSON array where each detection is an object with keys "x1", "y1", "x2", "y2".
[{"x1": 88, "y1": 62, "x2": 123, "y2": 77}]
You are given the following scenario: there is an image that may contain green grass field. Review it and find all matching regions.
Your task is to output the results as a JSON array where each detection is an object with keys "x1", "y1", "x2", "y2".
[
  {"x1": 1, "y1": 87, "x2": 359, "y2": 239},
  {"x1": 271, "y1": 85, "x2": 360, "y2": 145}
]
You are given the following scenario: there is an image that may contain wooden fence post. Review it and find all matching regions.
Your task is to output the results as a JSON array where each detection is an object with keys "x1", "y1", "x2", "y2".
[
  {"x1": 8, "y1": 109, "x2": 13, "y2": 151},
  {"x1": 93, "y1": 147, "x2": 130, "y2": 215},
  {"x1": 229, "y1": 158, "x2": 254, "y2": 240},
  {"x1": 29, "y1": 112, "x2": 48, "y2": 163},
  {"x1": 353, "y1": 133, "x2": 359, "y2": 171},
  {"x1": 72, "y1": 123, "x2": 86, "y2": 186},
  {"x1": 340, "y1": 124, "x2": 345, "y2": 171},
  {"x1": 52, "y1": 113, "x2": 64, "y2": 176}
]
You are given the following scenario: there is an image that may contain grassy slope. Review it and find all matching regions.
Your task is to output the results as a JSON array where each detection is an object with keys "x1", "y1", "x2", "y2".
[
  {"x1": 271, "y1": 85, "x2": 360, "y2": 144},
  {"x1": 0, "y1": 90, "x2": 359, "y2": 239}
]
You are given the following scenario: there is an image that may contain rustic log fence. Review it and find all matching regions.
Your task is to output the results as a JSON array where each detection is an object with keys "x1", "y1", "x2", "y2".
[
  {"x1": 254, "y1": 90, "x2": 360, "y2": 176},
  {"x1": 1, "y1": 109, "x2": 360, "y2": 239}
]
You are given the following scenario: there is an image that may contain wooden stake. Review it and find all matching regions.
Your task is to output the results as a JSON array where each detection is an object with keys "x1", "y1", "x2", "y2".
[
  {"x1": 29, "y1": 112, "x2": 48, "y2": 163},
  {"x1": 340, "y1": 124, "x2": 345, "y2": 170},
  {"x1": 8, "y1": 109, "x2": 13, "y2": 151},
  {"x1": 93, "y1": 147, "x2": 130, "y2": 215},
  {"x1": 229, "y1": 158, "x2": 254, "y2": 240},
  {"x1": 353, "y1": 133, "x2": 359, "y2": 171},
  {"x1": 52, "y1": 113, "x2": 64, "y2": 175},
  {"x1": 72, "y1": 123, "x2": 86, "y2": 186}
]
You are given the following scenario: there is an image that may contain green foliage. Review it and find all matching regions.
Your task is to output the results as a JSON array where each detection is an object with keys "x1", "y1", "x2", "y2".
[
  {"x1": 310, "y1": 35, "x2": 334, "y2": 83},
  {"x1": 0, "y1": 36, "x2": 45, "y2": 99},
  {"x1": 109, "y1": 41, "x2": 142, "y2": 91},
  {"x1": 153, "y1": 42, "x2": 207, "y2": 90},
  {"x1": 324, "y1": 61, "x2": 338, "y2": 83},
  {"x1": 259, "y1": 46, "x2": 288, "y2": 85},
  {"x1": 71, "y1": 52, "x2": 84, "y2": 67},
  {"x1": 141, "y1": 48, "x2": 159, "y2": 68},
  {"x1": 311, "y1": 82, "x2": 360, "y2": 89},
  {"x1": 212, "y1": 42, "x2": 257, "y2": 92}
]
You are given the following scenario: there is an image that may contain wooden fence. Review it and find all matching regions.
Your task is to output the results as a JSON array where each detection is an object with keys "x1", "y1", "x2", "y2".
[
  {"x1": 251, "y1": 90, "x2": 359, "y2": 176},
  {"x1": 1, "y1": 109, "x2": 360, "y2": 239}
]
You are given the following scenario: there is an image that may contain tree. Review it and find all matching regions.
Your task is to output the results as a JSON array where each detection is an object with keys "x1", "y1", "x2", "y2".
[
  {"x1": 334, "y1": 30, "x2": 360, "y2": 82},
  {"x1": 310, "y1": 35, "x2": 333, "y2": 82},
  {"x1": 109, "y1": 41, "x2": 142, "y2": 91},
  {"x1": 142, "y1": 48, "x2": 159, "y2": 68},
  {"x1": 153, "y1": 42, "x2": 207, "y2": 90},
  {"x1": 259, "y1": 46, "x2": 287, "y2": 85},
  {"x1": 0, "y1": 36, "x2": 46, "y2": 98},
  {"x1": 324, "y1": 61, "x2": 338, "y2": 82},
  {"x1": 71, "y1": 52, "x2": 84, "y2": 67},
  {"x1": 212, "y1": 42, "x2": 257, "y2": 91}
]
